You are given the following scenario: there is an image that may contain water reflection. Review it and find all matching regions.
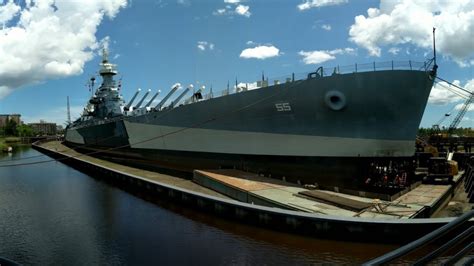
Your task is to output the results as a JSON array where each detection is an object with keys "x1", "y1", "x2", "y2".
[{"x1": 0, "y1": 147, "x2": 398, "y2": 265}]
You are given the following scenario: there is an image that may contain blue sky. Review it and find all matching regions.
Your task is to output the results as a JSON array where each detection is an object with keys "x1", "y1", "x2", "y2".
[{"x1": 0, "y1": 0, "x2": 472, "y2": 128}]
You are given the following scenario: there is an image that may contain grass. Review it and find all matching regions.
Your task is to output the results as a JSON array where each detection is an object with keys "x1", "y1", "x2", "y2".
[
  {"x1": 0, "y1": 138, "x2": 7, "y2": 151},
  {"x1": 0, "y1": 136, "x2": 22, "y2": 152},
  {"x1": 4, "y1": 136, "x2": 21, "y2": 143}
]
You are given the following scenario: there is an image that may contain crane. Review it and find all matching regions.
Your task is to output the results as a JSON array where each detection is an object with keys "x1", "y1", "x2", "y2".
[
  {"x1": 448, "y1": 92, "x2": 473, "y2": 135},
  {"x1": 434, "y1": 76, "x2": 474, "y2": 135},
  {"x1": 433, "y1": 76, "x2": 474, "y2": 136}
]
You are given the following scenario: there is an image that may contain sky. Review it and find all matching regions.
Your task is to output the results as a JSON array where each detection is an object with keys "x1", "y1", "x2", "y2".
[{"x1": 0, "y1": 0, "x2": 473, "y2": 128}]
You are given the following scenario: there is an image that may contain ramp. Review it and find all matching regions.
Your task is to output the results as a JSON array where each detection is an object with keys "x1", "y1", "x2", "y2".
[{"x1": 193, "y1": 169, "x2": 425, "y2": 219}]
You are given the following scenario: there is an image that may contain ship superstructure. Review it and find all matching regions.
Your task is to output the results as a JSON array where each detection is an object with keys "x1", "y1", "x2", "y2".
[
  {"x1": 80, "y1": 50, "x2": 124, "y2": 119},
  {"x1": 65, "y1": 51, "x2": 437, "y2": 189}
]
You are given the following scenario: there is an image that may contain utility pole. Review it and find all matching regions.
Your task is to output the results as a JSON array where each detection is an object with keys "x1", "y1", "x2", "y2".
[{"x1": 67, "y1": 96, "x2": 71, "y2": 125}]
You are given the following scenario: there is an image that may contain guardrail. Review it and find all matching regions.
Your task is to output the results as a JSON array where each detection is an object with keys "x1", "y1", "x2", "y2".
[
  {"x1": 364, "y1": 159, "x2": 474, "y2": 265},
  {"x1": 364, "y1": 210, "x2": 474, "y2": 265},
  {"x1": 316, "y1": 60, "x2": 432, "y2": 77},
  {"x1": 181, "y1": 59, "x2": 434, "y2": 106}
]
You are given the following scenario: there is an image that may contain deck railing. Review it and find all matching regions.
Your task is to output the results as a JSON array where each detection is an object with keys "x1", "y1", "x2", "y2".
[{"x1": 178, "y1": 60, "x2": 434, "y2": 106}]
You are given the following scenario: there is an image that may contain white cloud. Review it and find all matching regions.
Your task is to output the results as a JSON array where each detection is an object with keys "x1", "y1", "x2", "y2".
[
  {"x1": 455, "y1": 103, "x2": 474, "y2": 112},
  {"x1": 235, "y1": 5, "x2": 251, "y2": 17},
  {"x1": 429, "y1": 79, "x2": 473, "y2": 105},
  {"x1": 299, "y1": 51, "x2": 335, "y2": 64},
  {"x1": 214, "y1": 8, "x2": 226, "y2": 15},
  {"x1": 198, "y1": 43, "x2": 206, "y2": 51},
  {"x1": 0, "y1": 0, "x2": 21, "y2": 25},
  {"x1": 197, "y1": 41, "x2": 215, "y2": 51},
  {"x1": 349, "y1": 0, "x2": 474, "y2": 66},
  {"x1": 0, "y1": 0, "x2": 127, "y2": 99},
  {"x1": 298, "y1": 48, "x2": 356, "y2": 64},
  {"x1": 331, "y1": 48, "x2": 356, "y2": 55},
  {"x1": 177, "y1": 0, "x2": 190, "y2": 6},
  {"x1": 298, "y1": 0, "x2": 348, "y2": 11},
  {"x1": 388, "y1": 47, "x2": 400, "y2": 55},
  {"x1": 321, "y1": 24, "x2": 331, "y2": 31},
  {"x1": 214, "y1": 2, "x2": 251, "y2": 18},
  {"x1": 240, "y1": 45, "x2": 280, "y2": 59},
  {"x1": 0, "y1": 86, "x2": 11, "y2": 98}
]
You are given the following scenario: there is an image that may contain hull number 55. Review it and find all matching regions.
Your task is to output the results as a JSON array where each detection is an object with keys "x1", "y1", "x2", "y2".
[{"x1": 275, "y1": 102, "x2": 292, "y2": 112}]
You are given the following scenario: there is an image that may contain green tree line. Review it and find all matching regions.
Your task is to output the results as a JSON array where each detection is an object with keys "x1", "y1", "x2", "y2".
[
  {"x1": 418, "y1": 127, "x2": 474, "y2": 138},
  {"x1": 0, "y1": 120, "x2": 34, "y2": 137}
]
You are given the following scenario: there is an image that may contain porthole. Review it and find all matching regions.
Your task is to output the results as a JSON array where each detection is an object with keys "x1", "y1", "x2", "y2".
[{"x1": 324, "y1": 90, "x2": 346, "y2": 111}]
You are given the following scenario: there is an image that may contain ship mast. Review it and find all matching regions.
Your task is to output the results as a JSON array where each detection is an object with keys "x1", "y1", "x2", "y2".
[
  {"x1": 432, "y1": 27, "x2": 437, "y2": 67},
  {"x1": 67, "y1": 96, "x2": 71, "y2": 124},
  {"x1": 99, "y1": 48, "x2": 117, "y2": 77},
  {"x1": 102, "y1": 48, "x2": 109, "y2": 63}
]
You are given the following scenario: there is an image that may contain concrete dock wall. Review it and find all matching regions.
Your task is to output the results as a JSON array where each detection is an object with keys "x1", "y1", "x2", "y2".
[{"x1": 32, "y1": 142, "x2": 472, "y2": 244}]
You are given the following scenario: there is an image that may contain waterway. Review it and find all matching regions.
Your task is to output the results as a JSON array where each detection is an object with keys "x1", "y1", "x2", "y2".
[{"x1": 0, "y1": 146, "x2": 399, "y2": 265}]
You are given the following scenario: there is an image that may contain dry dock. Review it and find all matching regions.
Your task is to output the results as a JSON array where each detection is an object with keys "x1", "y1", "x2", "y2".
[
  {"x1": 194, "y1": 169, "x2": 464, "y2": 219},
  {"x1": 32, "y1": 140, "x2": 473, "y2": 243}
]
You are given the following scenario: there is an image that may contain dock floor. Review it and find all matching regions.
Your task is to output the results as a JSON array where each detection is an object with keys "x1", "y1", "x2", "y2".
[
  {"x1": 432, "y1": 179, "x2": 474, "y2": 218},
  {"x1": 194, "y1": 169, "x2": 465, "y2": 219}
]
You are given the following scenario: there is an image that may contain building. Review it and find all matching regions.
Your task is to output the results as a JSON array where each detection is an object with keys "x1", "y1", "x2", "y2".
[
  {"x1": 56, "y1": 124, "x2": 64, "y2": 133},
  {"x1": 28, "y1": 120, "x2": 57, "y2": 135},
  {"x1": 0, "y1": 114, "x2": 21, "y2": 128}
]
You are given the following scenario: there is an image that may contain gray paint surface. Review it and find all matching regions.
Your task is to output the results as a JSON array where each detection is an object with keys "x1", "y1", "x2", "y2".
[{"x1": 64, "y1": 68, "x2": 434, "y2": 187}]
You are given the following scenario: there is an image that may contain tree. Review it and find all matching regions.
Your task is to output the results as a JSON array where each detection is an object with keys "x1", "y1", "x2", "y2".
[
  {"x1": 16, "y1": 124, "x2": 34, "y2": 137},
  {"x1": 4, "y1": 119, "x2": 17, "y2": 136}
]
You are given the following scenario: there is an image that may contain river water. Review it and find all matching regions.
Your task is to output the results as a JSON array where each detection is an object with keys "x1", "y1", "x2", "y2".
[{"x1": 0, "y1": 146, "x2": 398, "y2": 265}]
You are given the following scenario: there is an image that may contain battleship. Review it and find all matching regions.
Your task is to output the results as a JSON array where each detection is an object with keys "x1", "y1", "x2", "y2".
[{"x1": 65, "y1": 49, "x2": 437, "y2": 189}]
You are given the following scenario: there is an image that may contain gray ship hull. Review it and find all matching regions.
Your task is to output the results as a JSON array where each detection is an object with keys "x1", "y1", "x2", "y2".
[{"x1": 65, "y1": 69, "x2": 434, "y2": 188}]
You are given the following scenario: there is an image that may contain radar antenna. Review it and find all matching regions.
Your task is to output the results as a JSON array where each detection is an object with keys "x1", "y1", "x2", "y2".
[{"x1": 102, "y1": 48, "x2": 109, "y2": 63}]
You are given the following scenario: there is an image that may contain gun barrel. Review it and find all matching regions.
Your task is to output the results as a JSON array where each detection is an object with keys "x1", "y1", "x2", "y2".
[
  {"x1": 134, "y1": 89, "x2": 151, "y2": 109},
  {"x1": 125, "y1": 89, "x2": 141, "y2": 110},
  {"x1": 145, "y1": 90, "x2": 160, "y2": 107},
  {"x1": 170, "y1": 87, "x2": 190, "y2": 108},
  {"x1": 156, "y1": 83, "x2": 180, "y2": 110}
]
